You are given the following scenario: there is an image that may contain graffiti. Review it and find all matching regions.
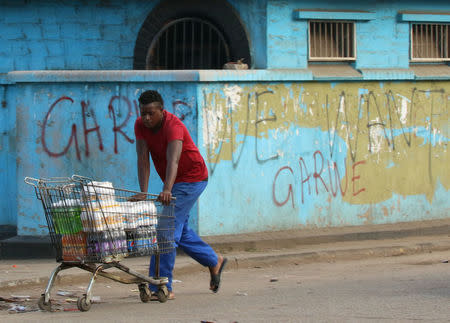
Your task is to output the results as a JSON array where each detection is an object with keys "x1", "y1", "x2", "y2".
[
  {"x1": 203, "y1": 88, "x2": 281, "y2": 175},
  {"x1": 108, "y1": 96, "x2": 136, "y2": 154},
  {"x1": 272, "y1": 166, "x2": 294, "y2": 208},
  {"x1": 42, "y1": 96, "x2": 82, "y2": 160},
  {"x1": 42, "y1": 95, "x2": 193, "y2": 160},
  {"x1": 42, "y1": 95, "x2": 136, "y2": 160},
  {"x1": 172, "y1": 99, "x2": 195, "y2": 121},
  {"x1": 204, "y1": 85, "x2": 447, "y2": 165},
  {"x1": 255, "y1": 90, "x2": 279, "y2": 163},
  {"x1": 81, "y1": 100, "x2": 104, "y2": 157},
  {"x1": 324, "y1": 88, "x2": 446, "y2": 186},
  {"x1": 202, "y1": 82, "x2": 448, "y2": 204},
  {"x1": 272, "y1": 150, "x2": 366, "y2": 208}
]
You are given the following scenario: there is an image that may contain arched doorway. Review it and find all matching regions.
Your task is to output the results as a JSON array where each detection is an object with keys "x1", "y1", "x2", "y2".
[{"x1": 133, "y1": 0, "x2": 251, "y2": 70}]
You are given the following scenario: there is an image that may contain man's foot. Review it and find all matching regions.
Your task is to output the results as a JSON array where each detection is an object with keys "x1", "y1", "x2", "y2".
[
  {"x1": 209, "y1": 256, "x2": 228, "y2": 293},
  {"x1": 150, "y1": 291, "x2": 175, "y2": 301}
]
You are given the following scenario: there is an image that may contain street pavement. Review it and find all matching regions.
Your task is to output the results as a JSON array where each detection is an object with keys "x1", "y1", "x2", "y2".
[
  {"x1": 1, "y1": 224, "x2": 449, "y2": 290},
  {"x1": 0, "y1": 241, "x2": 449, "y2": 322},
  {"x1": 0, "y1": 220, "x2": 449, "y2": 320}
]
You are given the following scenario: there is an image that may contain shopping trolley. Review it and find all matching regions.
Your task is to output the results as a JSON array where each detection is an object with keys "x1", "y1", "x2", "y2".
[{"x1": 24, "y1": 175, "x2": 175, "y2": 312}]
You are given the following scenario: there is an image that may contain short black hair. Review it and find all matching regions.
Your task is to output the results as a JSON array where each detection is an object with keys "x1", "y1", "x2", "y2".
[{"x1": 138, "y1": 90, "x2": 164, "y2": 107}]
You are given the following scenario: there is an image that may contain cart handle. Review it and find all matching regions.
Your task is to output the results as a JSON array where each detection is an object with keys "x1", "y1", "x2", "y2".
[
  {"x1": 24, "y1": 176, "x2": 40, "y2": 187},
  {"x1": 71, "y1": 174, "x2": 93, "y2": 182},
  {"x1": 24, "y1": 176, "x2": 73, "y2": 187},
  {"x1": 72, "y1": 174, "x2": 175, "y2": 200}
]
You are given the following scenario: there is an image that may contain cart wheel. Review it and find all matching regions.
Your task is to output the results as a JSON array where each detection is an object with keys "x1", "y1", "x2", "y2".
[
  {"x1": 157, "y1": 289, "x2": 168, "y2": 303},
  {"x1": 77, "y1": 295, "x2": 92, "y2": 312},
  {"x1": 38, "y1": 295, "x2": 52, "y2": 311},
  {"x1": 138, "y1": 284, "x2": 151, "y2": 303}
]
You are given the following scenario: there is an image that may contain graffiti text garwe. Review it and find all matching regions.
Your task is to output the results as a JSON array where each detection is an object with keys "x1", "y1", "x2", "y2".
[
  {"x1": 272, "y1": 150, "x2": 366, "y2": 207},
  {"x1": 41, "y1": 95, "x2": 192, "y2": 160}
]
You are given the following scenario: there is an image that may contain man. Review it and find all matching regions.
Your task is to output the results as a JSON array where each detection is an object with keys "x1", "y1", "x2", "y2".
[{"x1": 132, "y1": 90, "x2": 227, "y2": 300}]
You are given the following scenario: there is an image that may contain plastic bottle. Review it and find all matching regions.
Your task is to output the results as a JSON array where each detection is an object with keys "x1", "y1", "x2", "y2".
[
  {"x1": 149, "y1": 226, "x2": 157, "y2": 253},
  {"x1": 118, "y1": 230, "x2": 127, "y2": 255},
  {"x1": 126, "y1": 230, "x2": 135, "y2": 254},
  {"x1": 144, "y1": 227, "x2": 151, "y2": 255},
  {"x1": 87, "y1": 232, "x2": 100, "y2": 261},
  {"x1": 139, "y1": 227, "x2": 146, "y2": 256},
  {"x1": 101, "y1": 231, "x2": 110, "y2": 257},
  {"x1": 135, "y1": 227, "x2": 142, "y2": 255},
  {"x1": 80, "y1": 210, "x2": 90, "y2": 232},
  {"x1": 144, "y1": 226, "x2": 151, "y2": 255},
  {"x1": 108, "y1": 230, "x2": 117, "y2": 255}
]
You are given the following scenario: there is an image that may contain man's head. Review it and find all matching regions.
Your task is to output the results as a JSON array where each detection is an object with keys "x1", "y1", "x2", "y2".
[{"x1": 138, "y1": 90, "x2": 164, "y2": 130}]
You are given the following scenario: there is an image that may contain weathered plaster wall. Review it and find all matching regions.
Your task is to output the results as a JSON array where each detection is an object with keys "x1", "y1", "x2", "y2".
[
  {"x1": 0, "y1": 0, "x2": 265, "y2": 72},
  {"x1": 2, "y1": 74, "x2": 449, "y2": 236},
  {"x1": 0, "y1": 84, "x2": 16, "y2": 226},
  {"x1": 12, "y1": 81, "x2": 198, "y2": 235},
  {"x1": 3, "y1": 0, "x2": 449, "y2": 72},
  {"x1": 0, "y1": 0, "x2": 154, "y2": 72},
  {"x1": 266, "y1": 0, "x2": 450, "y2": 69},
  {"x1": 197, "y1": 81, "x2": 449, "y2": 235}
]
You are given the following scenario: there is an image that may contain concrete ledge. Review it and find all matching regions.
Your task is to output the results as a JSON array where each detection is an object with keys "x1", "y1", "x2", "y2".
[
  {"x1": 7, "y1": 70, "x2": 200, "y2": 83},
  {"x1": 204, "y1": 219, "x2": 450, "y2": 254},
  {"x1": 6, "y1": 69, "x2": 449, "y2": 83},
  {"x1": 1, "y1": 219, "x2": 449, "y2": 260},
  {"x1": 7, "y1": 69, "x2": 315, "y2": 83},
  {"x1": 308, "y1": 64, "x2": 362, "y2": 80},
  {"x1": 359, "y1": 68, "x2": 415, "y2": 80},
  {"x1": 410, "y1": 64, "x2": 450, "y2": 80},
  {"x1": 0, "y1": 225, "x2": 17, "y2": 241},
  {"x1": 0, "y1": 235, "x2": 56, "y2": 259},
  {"x1": 398, "y1": 11, "x2": 450, "y2": 23},
  {"x1": 294, "y1": 9, "x2": 375, "y2": 21}
]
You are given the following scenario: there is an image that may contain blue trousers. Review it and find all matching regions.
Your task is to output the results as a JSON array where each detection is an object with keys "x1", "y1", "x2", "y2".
[{"x1": 149, "y1": 180, "x2": 217, "y2": 292}]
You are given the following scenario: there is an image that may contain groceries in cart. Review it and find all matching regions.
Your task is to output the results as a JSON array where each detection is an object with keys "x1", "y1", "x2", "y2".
[
  {"x1": 26, "y1": 176, "x2": 174, "y2": 263},
  {"x1": 57, "y1": 181, "x2": 161, "y2": 262}
]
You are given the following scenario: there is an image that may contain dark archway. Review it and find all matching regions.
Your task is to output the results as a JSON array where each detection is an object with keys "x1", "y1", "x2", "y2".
[
  {"x1": 147, "y1": 17, "x2": 231, "y2": 69},
  {"x1": 133, "y1": 0, "x2": 251, "y2": 70}
]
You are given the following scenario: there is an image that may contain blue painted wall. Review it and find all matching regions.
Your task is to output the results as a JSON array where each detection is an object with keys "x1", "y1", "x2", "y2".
[
  {"x1": 0, "y1": 0, "x2": 155, "y2": 72},
  {"x1": 10, "y1": 78, "x2": 198, "y2": 235},
  {"x1": 266, "y1": 0, "x2": 450, "y2": 69},
  {"x1": 3, "y1": 0, "x2": 450, "y2": 73},
  {"x1": 3, "y1": 73, "x2": 448, "y2": 236},
  {"x1": 0, "y1": 0, "x2": 266, "y2": 72},
  {"x1": 196, "y1": 80, "x2": 449, "y2": 235},
  {"x1": 0, "y1": 84, "x2": 17, "y2": 227},
  {"x1": 1, "y1": 0, "x2": 449, "y2": 237}
]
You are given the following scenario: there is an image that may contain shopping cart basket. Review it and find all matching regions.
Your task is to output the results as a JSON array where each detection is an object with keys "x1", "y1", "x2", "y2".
[{"x1": 24, "y1": 175, "x2": 175, "y2": 312}]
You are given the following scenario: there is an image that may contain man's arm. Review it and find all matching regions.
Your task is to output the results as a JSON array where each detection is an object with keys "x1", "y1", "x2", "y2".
[
  {"x1": 130, "y1": 139, "x2": 150, "y2": 201},
  {"x1": 159, "y1": 139, "x2": 182, "y2": 205}
]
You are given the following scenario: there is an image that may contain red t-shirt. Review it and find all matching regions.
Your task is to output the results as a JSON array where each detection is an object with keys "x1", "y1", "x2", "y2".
[{"x1": 134, "y1": 110, "x2": 208, "y2": 183}]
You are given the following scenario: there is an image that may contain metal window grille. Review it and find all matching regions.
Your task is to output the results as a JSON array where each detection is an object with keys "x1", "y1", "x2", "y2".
[
  {"x1": 309, "y1": 21, "x2": 355, "y2": 61},
  {"x1": 146, "y1": 17, "x2": 231, "y2": 70},
  {"x1": 411, "y1": 23, "x2": 450, "y2": 61}
]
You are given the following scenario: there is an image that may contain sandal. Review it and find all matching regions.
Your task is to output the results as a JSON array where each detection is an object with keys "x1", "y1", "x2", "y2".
[
  {"x1": 210, "y1": 257, "x2": 228, "y2": 293},
  {"x1": 150, "y1": 291, "x2": 175, "y2": 301}
]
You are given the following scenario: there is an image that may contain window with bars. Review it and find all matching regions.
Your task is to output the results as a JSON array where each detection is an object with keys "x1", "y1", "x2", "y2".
[
  {"x1": 146, "y1": 17, "x2": 231, "y2": 70},
  {"x1": 308, "y1": 21, "x2": 355, "y2": 61},
  {"x1": 411, "y1": 23, "x2": 449, "y2": 61}
]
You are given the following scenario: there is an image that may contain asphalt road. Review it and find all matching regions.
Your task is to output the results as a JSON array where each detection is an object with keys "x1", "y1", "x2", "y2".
[{"x1": 1, "y1": 251, "x2": 449, "y2": 322}]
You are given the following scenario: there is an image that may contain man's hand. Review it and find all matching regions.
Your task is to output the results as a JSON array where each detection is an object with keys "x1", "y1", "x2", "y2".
[
  {"x1": 128, "y1": 193, "x2": 147, "y2": 202},
  {"x1": 158, "y1": 190, "x2": 172, "y2": 205}
]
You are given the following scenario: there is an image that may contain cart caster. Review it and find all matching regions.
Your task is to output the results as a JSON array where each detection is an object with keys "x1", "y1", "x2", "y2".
[
  {"x1": 157, "y1": 286, "x2": 168, "y2": 303},
  {"x1": 38, "y1": 295, "x2": 52, "y2": 311},
  {"x1": 77, "y1": 295, "x2": 92, "y2": 312},
  {"x1": 138, "y1": 284, "x2": 151, "y2": 303}
]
